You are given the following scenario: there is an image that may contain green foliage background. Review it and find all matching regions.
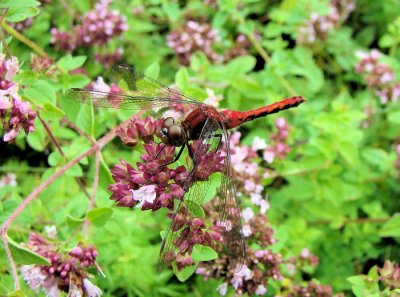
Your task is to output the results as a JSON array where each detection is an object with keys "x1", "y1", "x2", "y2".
[{"x1": 1, "y1": 0, "x2": 400, "y2": 296}]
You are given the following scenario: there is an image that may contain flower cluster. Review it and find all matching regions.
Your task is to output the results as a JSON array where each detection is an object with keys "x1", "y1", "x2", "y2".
[
  {"x1": 262, "y1": 117, "x2": 291, "y2": 163},
  {"x1": 108, "y1": 143, "x2": 186, "y2": 210},
  {"x1": 29, "y1": 54, "x2": 56, "y2": 76},
  {"x1": 225, "y1": 132, "x2": 269, "y2": 213},
  {"x1": 0, "y1": 54, "x2": 36, "y2": 142},
  {"x1": 297, "y1": 0, "x2": 355, "y2": 45},
  {"x1": 0, "y1": 172, "x2": 17, "y2": 187},
  {"x1": 166, "y1": 206, "x2": 224, "y2": 270},
  {"x1": 51, "y1": 0, "x2": 127, "y2": 52},
  {"x1": 20, "y1": 233, "x2": 102, "y2": 297},
  {"x1": 378, "y1": 260, "x2": 400, "y2": 289},
  {"x1": 197, "y1": 200, "x2": 282, "y2": 296},
  {"x1": 167, "y1": 20, "x2": 222, "y2": 65},
  {"x1": 285, "y1": 248, "x2": 320, "y2": 276},
  {"x1": 116, "y1": 116, "x2": 163, "y2": 147},
  {"x1": 225, "y1": 34, "x2": 251, "y2": 61},
  {"x1": 285, "y1": 281, "x2": 342, "y2": 297},
  {"x1": 355, "y1": 49, "x2": 400, "y2": 103}
]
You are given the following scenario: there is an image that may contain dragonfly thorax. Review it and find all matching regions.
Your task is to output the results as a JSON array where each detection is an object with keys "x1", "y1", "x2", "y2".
[{"x1": 158, "y1": 117, "x2": 186, "y2": 147}]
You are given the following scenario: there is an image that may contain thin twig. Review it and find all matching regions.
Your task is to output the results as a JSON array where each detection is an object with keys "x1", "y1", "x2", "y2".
[
  {"x1": 2, "y1": 234, "x2": 20, "y2": 290},
  {"x1": 0, "y1": 21, "x2": 48, "y2": 57},
  {"x1": 38, "y1": 113, "x2": 91, "y2": 200},
  {"x1": 61, "y1": 118, "x2": 96, "y2": 144},
  {"x1": 0, "y1": 28, "x2": 11, "y2": 57},
  {"x1": 84, "y1": 150, "x2": 101, "y2": 237},
  {"x1": 0, "y1": 116, "x2": 131, "y2": 239}
]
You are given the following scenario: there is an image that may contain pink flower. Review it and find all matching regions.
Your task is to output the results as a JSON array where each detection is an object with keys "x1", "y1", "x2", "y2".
[
  {"x1": 252, "y1": 136, "x2": 267, "y2": 151},
  {"x1": 217, "y1": 282, "x2": 228, "y2": 296},
  {"x1": 204, "y1": 88, "x2": 222, "y2": 107},
  {"x1": 255, "y1": 284, "x2": 267, "y2": 295},
  {"x1": 83, "y1": 278, "x2": 102, "y2": 297},
  {"x1": 131, "y1": 184, "x2": 157, "y2": 207},
  {"x1": 242, "y1": 207, "x2": 254, "y2": 222}
]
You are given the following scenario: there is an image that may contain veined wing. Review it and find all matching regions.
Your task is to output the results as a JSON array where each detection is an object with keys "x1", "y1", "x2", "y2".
[
  {"x1": 110, "y1": 65, "x2": 200, "y2": 104},
  {"x1": 157, "y1": 118, "x2": 223, "y2": 271},
  {"x1": 65, "y1": 65, "x2": 201, "y2": 110},
  {"x1": 219, "y1": 122, "x2": 246, "y2": 271}
]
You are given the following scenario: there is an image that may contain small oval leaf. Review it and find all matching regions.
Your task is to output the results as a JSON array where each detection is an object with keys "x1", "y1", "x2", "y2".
[
  {"x1": 87, "y1": 207, "x2": 113, "y2": 227},
  {"x1": 7, "y1": 236, "x2": 50, "y2": 266}
]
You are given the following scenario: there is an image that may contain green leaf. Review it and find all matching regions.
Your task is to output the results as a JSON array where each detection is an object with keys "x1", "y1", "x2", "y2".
[
  {"x1": 66, "y1": 215, "x2": 85, "y2": 228},
  {"x1": 225, "y1": 55, "x2": 256, "y2": 77},
  {"x1": 184, "y1": 200, "x2": 205, "y2": 219},
  {"x1": 5, "y1": 6, "x2": 40, "y2": 22},
  {"x1": 203, "y1": 173, "x2": 221, "y2": 203},
  {"x1": 379, "y1": 214, "x2": 400, "y2": 237},
  {"x1": 388, "y1": 110, "x2": 400, "y2": 124},
  {"x1": 0, "y1": 0, "x2": 40, "y2": 8},
  {"x1": 172, "y1": 261, "x2": 198, "y2": 282},
  {"x1": 41, "y1": 102, "x2": 66, "y2": 119},
  {"x1": 76, "y1": 104, "x2": 94, "y2": 136},
  {"x1": 8, "y1": 289, "x2": 26, "y2": 297},
  {"x1": 7, "y1": 236, "x2": 50, "y2": 266},
  {"x1": 191, "y1": 244, "x2": 218, "y2": 261},
  {"x1": 175, "y1": 67, "x2": 189, "y2": 91},
  {"x1": 98, "y1": 157, "x2": 113, "y2": 191},
  {"x1": 163, "y1": 2, "x2": 181, "y2": 22},
  {"x1": 24, "y1": 80, "x2": 56, "y2": 105},
  {"x1": 145, "y1": 61, "x2": 160, "y2": 79},
  {"x1": 57, "y1": 55, "x2": 87, "y2": 72},
  {"x1": 87, "y1": 207, "x2": 113, "y2": 227}
]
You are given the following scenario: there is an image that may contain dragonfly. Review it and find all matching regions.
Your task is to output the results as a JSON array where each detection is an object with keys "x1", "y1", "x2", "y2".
[{"x1": 66, "y1": 65, "x2": 305, "y2": 271}]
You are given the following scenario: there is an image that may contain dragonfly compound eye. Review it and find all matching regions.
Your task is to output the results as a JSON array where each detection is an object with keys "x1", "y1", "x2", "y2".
[
  {"x1": 162, "y1": 117, "x2": 175, "y2": 128},
  {"x1": 167, "y1": 125, "x2": 184, "y2": 146}
]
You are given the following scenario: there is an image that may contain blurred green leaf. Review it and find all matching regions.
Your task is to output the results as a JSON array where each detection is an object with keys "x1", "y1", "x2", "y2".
[
  {"x1": 7, "y1": 236, "x2": 50, "y2": 266},
  {"x1": 0, "y1": 0, "x2": 39, "y2": 8},
  {"x1": 191, "y1": 244, "x2": 218, "y2": 261},
  {"x1": 57, "y1": 55, "x2": 87, "y2": 72},
  {"x1": 172, "y1": 261, "x2": 198, "y2": 282},
  {"x1": 379, "y1": 214, "x2": 400, "y2": 237},
  {"x1": 87, "y1": 207, "x2": 113, "y2": 227}
]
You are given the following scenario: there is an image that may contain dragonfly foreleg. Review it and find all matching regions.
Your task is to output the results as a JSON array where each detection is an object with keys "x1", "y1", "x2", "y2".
[{"x1": 153, "y1": 144, "x2": 186, "y2": 170}]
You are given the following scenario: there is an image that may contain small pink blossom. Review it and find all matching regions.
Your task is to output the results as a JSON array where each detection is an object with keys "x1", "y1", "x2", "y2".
[
  {"x1": 217, "y1": 282, "x2": 228, "y2": 296},
  {"x1": 255, "y1": 284, "x2": 267, "y2": 295},
  {"x1": 131, "y1": 185, "x2": 157, "y2": 207},
  {"x1": 252, "y1": 136, "x2": 267, "y2": 151},
  {"x1": 204, "y1": 88, "x2": 222, "y2": 107},
  {"x1": 242, "y1": 207, "x2": 254, "y2": 222}
]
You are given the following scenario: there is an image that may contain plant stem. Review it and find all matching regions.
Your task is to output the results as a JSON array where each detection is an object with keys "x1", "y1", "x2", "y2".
[
  {"x1": 38, "y1": 113, "x2": 91, "y2": 200},
  {"x1": 1, "y1": 234, "x2": 20, "y2": 290},
  {"x1": 0, "y1": 21, "x2": 48, "y2": 57}
]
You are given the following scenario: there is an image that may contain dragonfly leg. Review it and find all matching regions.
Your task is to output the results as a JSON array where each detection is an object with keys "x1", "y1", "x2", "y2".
[
  {"x1": 153, "y1": 144, "x2": 186, "y2": 170},
  {"x1": 148, "y1": 144, "x2": 166, "y2": 162}
]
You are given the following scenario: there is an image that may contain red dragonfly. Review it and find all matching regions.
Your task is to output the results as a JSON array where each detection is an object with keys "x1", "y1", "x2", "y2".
[{"x1": 66, "y1": 65, "x2": 304, "y2": 270}]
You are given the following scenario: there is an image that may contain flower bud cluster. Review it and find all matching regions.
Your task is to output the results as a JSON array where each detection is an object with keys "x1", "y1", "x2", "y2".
[
  {"x1": 167, "y1": 20, "x2": 222, "y2": 66},
  {"x1": 297, "y1": 0, "x2": 355, "y2": 45},
  {"x1": 0, "y1": 54, "x2": 36, "y2": 142},
  {"x1": 51, "y1": 0, "x2": 127, "y2": 52},
  {"x1": 20, "y1": 233, "x2": 102, "y2": 296},
  {"x1": 355, "y1": 49, "x2": 400, "y2": 104}
]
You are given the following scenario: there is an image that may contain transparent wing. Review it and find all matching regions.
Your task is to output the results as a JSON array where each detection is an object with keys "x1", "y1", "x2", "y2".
[
  {"x1": 157, "y1": 118, "x2": 223, "y2": 270},
  {"x1": 110, "y1": 65, "x2": 200, "y2": 103},
  {"x1": 219, "y1": 123, "x2": 246, "y2": 270},
  {"x1": 66, "y1": 65, "x2": 200, "y2": 110}
]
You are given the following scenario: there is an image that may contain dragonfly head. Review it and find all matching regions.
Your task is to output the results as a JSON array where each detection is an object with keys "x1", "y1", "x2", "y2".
[{"x1": 158, "y1": 117, "x2": 185, "y2": 147}]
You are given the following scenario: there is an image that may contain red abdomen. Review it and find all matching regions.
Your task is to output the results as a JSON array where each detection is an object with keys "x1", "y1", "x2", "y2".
[{"x1": 223, "y1": 96, "x2": 305, "y2": 129}]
